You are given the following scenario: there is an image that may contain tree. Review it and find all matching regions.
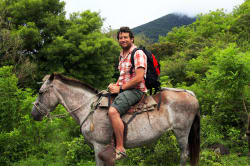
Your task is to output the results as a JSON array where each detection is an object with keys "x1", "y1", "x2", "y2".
[
  {"x1": 0, "y1": 66, "x2": 22, "y2": 132},
  {"x1": 0, "y1": 26, "x2": 23, "y2": 68},
  {"x1": 148, "y1": 42, "x2": 176, "y2": 61},
  {"x1": 1, "y1": 0, "x2": 66, "y2": 55},
  {"x1": 0, "y1": 0, "x2": 67, "y2": 88},
  {"x1": 1, "y1": 1, "x2": 120, "y2": 89},
  {"x1": 189, "y1": 45, "x2": 250, "y2": 144},
  {"x1": 40, "y1": 11, "x2": 120, "y2": 89}
]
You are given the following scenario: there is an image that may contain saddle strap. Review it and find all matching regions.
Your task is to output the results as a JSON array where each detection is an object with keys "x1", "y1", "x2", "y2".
[
  {"x1": 101, "y1": 92, "x2": 117, "y2": 108},
  {"x1": 101, "y1": 92, "x2": 112, "y2": 107},
  {"x1": 157, "y1": 92, "x2": 161, "y2": 110},
  {"x1": 126, "y1": 109, "x2": 154, "y2": 125}
]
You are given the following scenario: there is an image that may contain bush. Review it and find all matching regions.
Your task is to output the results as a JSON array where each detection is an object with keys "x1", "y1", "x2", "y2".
[
  {"x1": 0, "y1": 66, "x2": 21, "y2": 132},
  {"x1": 0, "y1": 129, "x2": 29, "y2": 166},
  {"x1": 63, "y1": 135, "x2": 94, "y2": 165},
  {"x1": 201, "y1": 115, "x2": 224, "y2": 148},
  {"x1": 200, "y1": 150, "x2": 222, "y2": 166},
  {"x1": 220, "y1": 154, "x2": 249, "y2": 166},
  {"x1": 199, "y1": 150, "x2": 249, "y2": 166}
]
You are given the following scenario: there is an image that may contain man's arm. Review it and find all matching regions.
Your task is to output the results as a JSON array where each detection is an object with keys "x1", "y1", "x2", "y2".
[
  {"x1": 109, "y1": 67, "x2": 145, "y2": 94},
  {"x1": 121, "y1": 67, "x2": 144, "y2": 90}
]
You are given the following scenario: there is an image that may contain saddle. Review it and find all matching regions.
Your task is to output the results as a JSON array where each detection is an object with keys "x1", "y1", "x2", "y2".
[{"x1": 94, "y1": 90, "x2": 158, "y2": 114}]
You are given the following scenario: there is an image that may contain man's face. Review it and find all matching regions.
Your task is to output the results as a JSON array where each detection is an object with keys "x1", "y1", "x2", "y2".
[{"x1": 118, "y1": 32, "x2": 133, "y2": 50}]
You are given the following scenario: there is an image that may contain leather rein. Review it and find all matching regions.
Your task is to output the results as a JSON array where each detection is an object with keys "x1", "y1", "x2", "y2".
[{"x1": 33, "y1": 84, "x2": 98, "y2": 130}]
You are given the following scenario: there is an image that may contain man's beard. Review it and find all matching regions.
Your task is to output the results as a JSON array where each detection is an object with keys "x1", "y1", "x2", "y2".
[{"x1": 121, "y1": 43, "x2": 132, "y2": 51}]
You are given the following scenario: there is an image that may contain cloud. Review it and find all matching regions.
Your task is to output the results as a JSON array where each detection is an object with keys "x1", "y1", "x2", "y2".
[{"x1": 63, "y1": 0, "x2": 244, "y2": 29}]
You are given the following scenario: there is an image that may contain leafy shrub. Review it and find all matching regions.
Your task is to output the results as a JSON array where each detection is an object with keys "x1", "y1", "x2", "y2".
[
  {"x1": 12, "y1": 156, "x2": 47, "y2": 166},
  {"x1": 201, "y1": 115, "x2": 224, "y2": 147},
  {"x1": 0, "y1": 66, "x2": 21, "y2": 132},
  {"x1": 0, "y1": 129, "x2": 29, "y2": 166},
  {"x1": 220, "y1": 154, "x2": 249, "y2": 166},
  {"x1": 200, "y1": 150, "x2": 222, "y2": 166},
  {"x1": 199, "y1": 150, "x2": 249, "y2": 166},
  {"x1": 63, "y1": 135, "x2": 94, "y2": 165}
]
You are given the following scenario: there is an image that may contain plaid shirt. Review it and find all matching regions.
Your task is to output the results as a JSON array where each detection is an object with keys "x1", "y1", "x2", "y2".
[{"x1": 117, "y1": 44, "x2": 147, "y2": 92}]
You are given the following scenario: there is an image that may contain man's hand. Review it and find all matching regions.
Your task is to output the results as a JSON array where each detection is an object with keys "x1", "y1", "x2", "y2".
[{"x1": 108, "y1": 83, "x2": 120, "y2": 94}]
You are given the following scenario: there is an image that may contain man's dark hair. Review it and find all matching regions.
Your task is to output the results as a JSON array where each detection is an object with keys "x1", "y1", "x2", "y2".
[{"x1": 117, "y1": 27, "x2": 134, "y2": 40}]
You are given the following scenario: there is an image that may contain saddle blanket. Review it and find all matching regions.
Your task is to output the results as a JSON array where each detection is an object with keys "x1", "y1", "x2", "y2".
[{"x1": 161, "y1": 87, "x2": 196, "y2": 97}]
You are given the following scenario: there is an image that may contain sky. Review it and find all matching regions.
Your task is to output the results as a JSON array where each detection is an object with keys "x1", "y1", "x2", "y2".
[{"x1": 62, "y1": 0, "x2": 245, "y2": 30}]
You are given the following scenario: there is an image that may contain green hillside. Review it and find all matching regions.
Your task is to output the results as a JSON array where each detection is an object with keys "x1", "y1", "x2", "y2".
[{"x1": 132, "y1": 13, "x2": 196, "y2": 42}]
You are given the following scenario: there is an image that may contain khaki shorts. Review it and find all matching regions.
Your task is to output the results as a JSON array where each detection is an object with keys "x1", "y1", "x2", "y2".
[{"x1": 111, "y1": 89, "x2": 144, "y2": 116}]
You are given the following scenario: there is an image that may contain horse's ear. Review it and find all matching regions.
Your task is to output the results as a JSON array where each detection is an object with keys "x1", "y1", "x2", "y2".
[{"x1": 49, "y1": 73, "x2": 55, "y2": 81}]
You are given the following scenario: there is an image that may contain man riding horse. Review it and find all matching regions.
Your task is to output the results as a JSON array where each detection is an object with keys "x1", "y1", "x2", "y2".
[
  {"x1": 108, "y1": 27, "x2": 147, "y2": 160},
  {"x1": 31, "y1": 27, "x2": 200, "y2": 166}
]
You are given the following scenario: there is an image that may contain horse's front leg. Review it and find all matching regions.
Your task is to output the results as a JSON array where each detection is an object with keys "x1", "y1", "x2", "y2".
[{"x1": 93, "y1": 142, "x2": 106, "y2": 166}]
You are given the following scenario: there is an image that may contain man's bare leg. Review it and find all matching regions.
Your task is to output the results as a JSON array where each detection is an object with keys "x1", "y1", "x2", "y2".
[{"x1": 108, "y1": 106, "x2": 125, "y2": 152}]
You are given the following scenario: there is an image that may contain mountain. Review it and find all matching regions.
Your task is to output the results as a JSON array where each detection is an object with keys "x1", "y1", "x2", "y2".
[{"x1": 132, "y1": 13, "x2": 196, "y2": 42}]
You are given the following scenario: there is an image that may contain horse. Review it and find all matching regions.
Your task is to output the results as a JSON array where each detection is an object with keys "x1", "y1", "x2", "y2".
[{"x1": 31, "y1": 73, "x2": 200, "y2": 166}]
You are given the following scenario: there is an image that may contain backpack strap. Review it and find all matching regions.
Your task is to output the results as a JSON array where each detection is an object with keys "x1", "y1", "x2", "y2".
[{"x1": 130, "y1": 47, "x2": 141, "y2": 74}]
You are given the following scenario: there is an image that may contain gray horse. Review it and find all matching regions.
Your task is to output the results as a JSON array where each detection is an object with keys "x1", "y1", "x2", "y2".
[{"x1": 31, "y1": 73, "x2": 200, "y2": 166}]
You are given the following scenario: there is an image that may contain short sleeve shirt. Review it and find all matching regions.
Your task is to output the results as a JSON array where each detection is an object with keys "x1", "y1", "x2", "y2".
[{"x1": 117, "y1": 44, "x2": 147, "y2": 92}]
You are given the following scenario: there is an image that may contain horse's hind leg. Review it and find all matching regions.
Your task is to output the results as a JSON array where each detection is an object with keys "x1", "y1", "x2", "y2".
[{"x1": 173, "y1": 129, "x2": 189, "y2": 166}]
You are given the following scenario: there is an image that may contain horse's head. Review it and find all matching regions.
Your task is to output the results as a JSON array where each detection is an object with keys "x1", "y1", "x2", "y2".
[{"x1": 31, "y1": 73, "x2": 59, "y2": 121}]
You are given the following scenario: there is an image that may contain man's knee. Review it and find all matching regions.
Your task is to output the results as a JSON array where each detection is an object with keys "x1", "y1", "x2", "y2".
[{"x1": 108, "y1": 107, "x2": 120, "y2": 118}]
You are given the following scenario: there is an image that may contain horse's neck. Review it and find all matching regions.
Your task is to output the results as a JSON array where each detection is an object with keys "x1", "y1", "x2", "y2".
[{"x1": 55, "y1": 81, "x2": 96, "y2": 124}]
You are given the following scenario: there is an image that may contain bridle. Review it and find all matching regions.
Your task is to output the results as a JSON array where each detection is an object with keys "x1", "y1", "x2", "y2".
[
  {"x1": 33, "y1": 84, "x2": 54, "y2": 117},
  {"x1": 33, "y1": 100, "x2": 51, "y2": 117},
  {"x1": 33, "y1": 83, "x2": 98, "y2": 125},
  {"x1": 33, "y1": 82, "x2": 100, "y2": 132}
]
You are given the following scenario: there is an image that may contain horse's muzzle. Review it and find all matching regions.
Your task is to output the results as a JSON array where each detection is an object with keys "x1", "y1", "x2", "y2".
[{"x1": 31, "y1": 107, "x2": 43, "y2": 121}]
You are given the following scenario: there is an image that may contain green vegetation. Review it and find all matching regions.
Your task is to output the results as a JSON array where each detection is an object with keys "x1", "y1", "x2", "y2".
[{"x1": 0, "y1": 0, "x2": 249, "y2": 165}]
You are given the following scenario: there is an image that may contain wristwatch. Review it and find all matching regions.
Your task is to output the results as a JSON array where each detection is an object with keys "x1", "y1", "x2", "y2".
[{"x1": 119, "y1": 85, "x2": 124, "y2": 93}]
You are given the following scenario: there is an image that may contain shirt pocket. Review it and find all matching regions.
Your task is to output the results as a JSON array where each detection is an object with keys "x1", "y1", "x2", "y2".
[{"x1": 124, "y1": 63, "x2": 132, "y2": 73}]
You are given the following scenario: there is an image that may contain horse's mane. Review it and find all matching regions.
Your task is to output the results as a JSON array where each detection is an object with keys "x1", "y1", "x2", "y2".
[{"x1": 51, "y1": 73, "x2": 98, "y2": 94}]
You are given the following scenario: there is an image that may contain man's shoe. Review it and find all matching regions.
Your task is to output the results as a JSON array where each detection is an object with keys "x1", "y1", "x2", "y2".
[{"x1": 115, "y1": 149, "x2": 127, "y2": 160}]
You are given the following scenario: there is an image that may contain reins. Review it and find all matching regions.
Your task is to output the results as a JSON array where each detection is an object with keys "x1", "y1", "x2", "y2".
[
  {"x1": 51, "y1": 86, "x2": 92, "y2": 119},
  {"x1": 79, "y1": 90, "x2": 113, "y2": 130},
  {"x1": 33, "y1": 84, "x2": 100, "y2": 128}
]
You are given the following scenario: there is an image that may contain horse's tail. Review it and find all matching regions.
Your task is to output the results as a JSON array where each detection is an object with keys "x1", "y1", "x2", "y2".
[{"x1": 188, "y1": 113, "x2": 200, "y2": 166}]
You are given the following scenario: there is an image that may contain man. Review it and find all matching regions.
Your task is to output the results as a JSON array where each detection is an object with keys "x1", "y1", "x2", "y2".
[{"x1": 108, "y1": 27, "x2": 147, "y2": 160}]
